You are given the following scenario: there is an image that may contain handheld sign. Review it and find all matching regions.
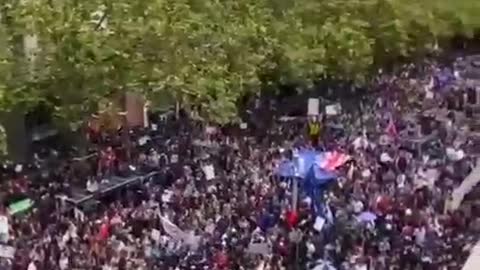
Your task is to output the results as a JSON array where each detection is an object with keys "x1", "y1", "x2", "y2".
[
  {"x1": 203, "y1": 165, "x2": 215, "y2": 180},
  {"x1": 0, "y1": 245, "x2": 15, "y2": 259},
  {"x1": 308, "y1": 98, "x2": 319, "y2": 115}
]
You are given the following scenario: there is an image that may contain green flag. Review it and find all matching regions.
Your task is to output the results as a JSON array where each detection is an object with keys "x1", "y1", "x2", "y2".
[{"x1": 8, "y1": 199, "x2": 33, "y2": 215}]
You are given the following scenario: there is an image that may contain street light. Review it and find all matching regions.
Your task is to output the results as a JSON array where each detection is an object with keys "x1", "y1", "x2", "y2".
[{"x1": 117, "y1": 111, "x2": 131, "y2": 161}]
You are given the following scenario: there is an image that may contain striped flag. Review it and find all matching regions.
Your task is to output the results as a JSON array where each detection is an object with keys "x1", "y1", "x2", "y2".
[{"x1": 320, "y1": 151, "x2": 351, "y2": 171}]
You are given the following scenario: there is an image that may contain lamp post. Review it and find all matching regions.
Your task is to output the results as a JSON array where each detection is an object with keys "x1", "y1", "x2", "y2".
[
  {"x1": 117, "y1": 111, "x2": 130, "y2": 161},
  {"x1": 292, "y1": 150, "x2": 300, "y2": 211}
]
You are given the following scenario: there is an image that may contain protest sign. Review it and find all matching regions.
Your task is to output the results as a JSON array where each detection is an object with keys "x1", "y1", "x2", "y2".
[
  {"x1": 138, "y1": 136, "x2": 150, "y2": 146},
  {"x1": 151, "y1": 229, "x2": 160, "y2": 242},
  {"x1": 308, "y1": 98, "x2": 319, "y2": 115},
  {"x1": 0, "y1": 216, "x2": 7, "y2": 243},
  {"x1": 0, "y1": 216, "x2": 7, "y2": 235},
  {"x1": 313, "y1": 216, "x2": 326, "y2": 232},
  {"x1": 240, "y1": 123, "x2": 248, "y2": 129},
  {"x1": 203, "y1": 165, "x2": 215, "y2": 180},
  {"x1": 205, "y1": 126, "x2": 217, "y2": 134},
  {"x1": 0, "y1": 245, "x2": 15, "y2": 259},
  {"x1": 325, "y1": 104, "x2": 341, "y2": 115},
  {"x1": 247, "y1": 242, "x2": 270, "y2": 255}
]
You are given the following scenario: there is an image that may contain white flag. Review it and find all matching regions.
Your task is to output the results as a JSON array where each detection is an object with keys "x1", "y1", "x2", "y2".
[{"x1": 160, "y1": 216, "x2": 186, "y2": 242}]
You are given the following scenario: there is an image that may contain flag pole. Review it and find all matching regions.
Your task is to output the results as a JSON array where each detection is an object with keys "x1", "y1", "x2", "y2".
[{"x1": 292, "y1": 177, "x2": 298, "y2": 211}]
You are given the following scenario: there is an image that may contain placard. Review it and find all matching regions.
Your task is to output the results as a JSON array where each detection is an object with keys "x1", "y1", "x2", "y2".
[
  {"x1": 138, "y1": 136, "x2": 150, "y2": 146},
  {"x1": 313, "y1": 216, "x2": 326, "y2": 232},
  {"x1": 205, "y1": 126, "x2": 216, "y2": 134},
  {"x1": 203, "y1": 165, "x2": 215, "y2": 180},
  {"x1": 151, "y1": 229, "x2": 160, "y2": 242},
  {"x1": 247, "y1": 242, "x2": 270, "y2": 255},
  {"x1": 240, "y1": 123, "x2": 248, "y2": 129},
  {"x1": 425, "y1": 91, "x2": 434, "y2": 99},
  {"x1": 0, "y1": 216, "x2": 7, "y2": 243},
  {"x1": 0, "y1": 244, "x2": 15, "y2": 259},
  {"x1": 325, "y1": 104, "x2": 340, "y2": 115},
  {"x1": 308, "y1": 98, "x2": 319, "y2": 115},
  {"x1": 0, "y1": 216, "x2": 7, "y2": 235}
]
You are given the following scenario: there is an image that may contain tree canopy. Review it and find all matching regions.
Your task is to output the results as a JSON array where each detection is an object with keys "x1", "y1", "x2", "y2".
[{"x1": 0, "y1": 0, "x2": 479, "y2": 125}]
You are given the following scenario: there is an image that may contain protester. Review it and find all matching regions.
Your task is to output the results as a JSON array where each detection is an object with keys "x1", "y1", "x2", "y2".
[{"x1": 0, "y1": 60, "x2": 478, "y2": 270}]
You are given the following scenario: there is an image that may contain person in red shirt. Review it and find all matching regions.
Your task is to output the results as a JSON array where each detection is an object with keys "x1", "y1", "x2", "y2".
[
  {"x1": 285, "y1": 209, "x2": 299, "y2": 229},
  {"x1": 214, "y1": 248, "x2": 230, "y2": 270},
  {"x1": 97, "y1": 217, "x2": 110, "y2": 241}
]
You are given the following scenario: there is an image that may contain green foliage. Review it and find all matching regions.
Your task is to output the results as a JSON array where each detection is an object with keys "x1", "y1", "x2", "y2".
[
  {"x1": 0, "y1": 124, "x2": 7, "y2": 156},
  {"x1": 0, "y1": 0, "x2": 479, "y2": 126}
]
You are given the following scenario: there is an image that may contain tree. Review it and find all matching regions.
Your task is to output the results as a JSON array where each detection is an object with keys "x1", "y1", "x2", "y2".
[
  {"x1": 1, "y1": 0, "x2": 480, "y2": 131},
  {"x1": 138, "y1": 0, "x2": 276, "y2": 123},
  {"x1": 0, "y1": 0, "x2": 277, "y2": 125}
]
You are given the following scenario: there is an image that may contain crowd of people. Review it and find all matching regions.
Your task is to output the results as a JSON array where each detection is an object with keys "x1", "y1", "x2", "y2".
[{"x1": 0, "y1": 61, "x2": 479, "y2": 270}]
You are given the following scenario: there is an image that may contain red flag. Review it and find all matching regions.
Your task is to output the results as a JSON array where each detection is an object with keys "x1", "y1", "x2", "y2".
[
  {"x1": 322, "y1": 151, "x2": 351, "y2": 171},
  {"x1": 285, "y1": 210, "x2": 299, "y2": 229},
  {"x1": 386, "y1": 117, "x2": 398, "y2": 137}
]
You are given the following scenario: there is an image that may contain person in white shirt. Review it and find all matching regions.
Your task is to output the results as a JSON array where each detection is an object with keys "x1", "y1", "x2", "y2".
[
  {"x1": 86, "y1": 178, "x2": 99, "y2": 193},
  {"x1": 27, "y1": 261, "x2": 37, "y2": 270},
  {"x1": 59, "y1": 254, "x2": 69, "y2": 270}
]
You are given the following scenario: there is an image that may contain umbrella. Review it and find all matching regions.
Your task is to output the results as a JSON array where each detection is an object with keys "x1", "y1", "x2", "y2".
[{"x1": 357, "y1": 211, "x2": 377, "y2": 223}]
